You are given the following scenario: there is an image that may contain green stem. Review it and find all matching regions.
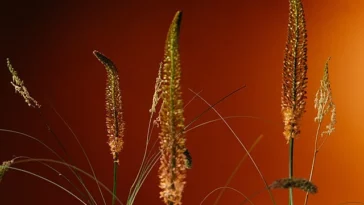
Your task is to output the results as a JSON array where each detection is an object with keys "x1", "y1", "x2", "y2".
[
  {"x1": 112, "y1": 161, "x2": 118, "y2": 205},
  {"x1": 289, "y1": 137, "x2": 294, "y2": 205}
]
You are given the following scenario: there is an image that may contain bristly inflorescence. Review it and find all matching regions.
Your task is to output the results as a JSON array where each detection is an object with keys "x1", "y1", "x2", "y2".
[
  {"x1": 269, "y1": 178, "x2": 318, "y2": 194},
  {"x1": 151, "y1": 62, "x2": 164, "y2": 128},
  {"x1": 7, "y1": 58, "x2": 41, "y2": 108},
  {"x1": 158, "y1": 11, "x2": 187, "y2": 205},
  {"x1": 0, "y1": 160, "x2": 14, "y2": 183},
  {"x1": 93, "y1": 51, "x2": 125, "y2": 164},
  {"x1": 150, "y1": 62, "x2": 163, "y2": 115},
  {"x1": 281, "y1": 0, "x2": 308, "y2": 143},
  {"x1": 314, "y1": 57, "x2": 336, "y2": 136}
]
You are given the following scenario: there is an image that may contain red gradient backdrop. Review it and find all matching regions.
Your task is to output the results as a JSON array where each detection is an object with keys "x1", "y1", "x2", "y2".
[{"x1": 0, "y1": 0, "x2": 363, "y2": 204}]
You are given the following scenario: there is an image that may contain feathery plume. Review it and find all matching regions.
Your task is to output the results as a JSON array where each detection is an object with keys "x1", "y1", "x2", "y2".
[
  {"x1": 93, "y1": 51, "x2": 125, "y2": 164},
  {"x1": 281, "y1": 0, "x2": 308, "y2": 143},
  {"x1": 151, "y1": 62, "x2": 164, "y2": 128},
  {"x1": 304, "y1": 58, "x2": 336, "y2": 205},
  {"x1": 158, "y1": 11, "x2": 187, "y2": 205},
  {"x1": 150, "y1": 62, "x2": 163, "y2": 115},
  {"x1": 7, "y1": 58, "x2": 41, "y2": 108},
  {"x1": 0, "y1": 160, "x2": 14, "y2": 183},
  {"x1": 314, "y1": 57, "x2": 336, "y2": 136},
  {"x1": 269, "y1": 178, "x2": 318, "y2": 194}
]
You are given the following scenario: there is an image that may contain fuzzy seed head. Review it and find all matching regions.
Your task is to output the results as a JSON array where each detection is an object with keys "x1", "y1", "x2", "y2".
[
  {"x1": 0, "y1": 160, "x2": 13, "y2": 183},
  {"x1": 270, "y1": 178, "x2": 318, "y2": 194},
  {"x1": 94, "y1": 51, "x2": 125, "y2": 163},
  {"x1": 7, "y1": 58, "x2": 41, "y2": 108},
  {"x1": 281, "y1": 0, "x2": 308, "y2": 143},
  {"x1": 158, "y1": 11, "x2": 187, "y2": 205},
  {"x1": 314, "y1": 57, "x2": 336, "y2": 137}
]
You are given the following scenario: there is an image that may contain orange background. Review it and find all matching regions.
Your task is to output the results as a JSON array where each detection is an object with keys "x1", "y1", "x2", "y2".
[{"x1": 0, "y1": 0, "x2": 363, "y2": 205}]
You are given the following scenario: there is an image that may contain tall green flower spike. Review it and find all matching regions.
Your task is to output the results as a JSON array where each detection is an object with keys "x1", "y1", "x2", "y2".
[{"x1": 158, "y1": 11, "x2": 187, "y2": 205}]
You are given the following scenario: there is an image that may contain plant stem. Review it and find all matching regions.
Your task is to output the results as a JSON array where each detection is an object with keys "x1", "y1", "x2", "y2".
[
  {"x1": 112, "y1": 160, "x2": 118, "y2": 205},
  {"x1": 304, "y1": 121, "x2": 322, "y2": 205},
  {"x1": 289, "y1": 137, "x2": 294, "y2": 205}
]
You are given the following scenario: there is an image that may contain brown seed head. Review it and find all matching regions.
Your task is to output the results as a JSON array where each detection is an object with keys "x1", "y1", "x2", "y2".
[
  {"x1": 93, "y1": 51, "x2": 125, "y2": 163},
  {"x1": 281, "y1": 0, "x2": 308, "y2": 143},
  {"x1": 0, "y1": 160, "x2": 14, "y2": 183},
  {"x1": 7, "y1": 58, "x2": 41, "y2": 108},
  {"x1": 269, "y1": 177, "x2": 318, "y2": 194}
]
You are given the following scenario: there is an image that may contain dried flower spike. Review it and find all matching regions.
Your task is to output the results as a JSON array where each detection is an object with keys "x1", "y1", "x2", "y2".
[
  {"x1": 314, "y1": 57, "x2": 336, "y2": 136},
  {"x1": 93, "y1": 51, "x2": 125, "y2": 164},
  {"x1": 7, "y1": 58, "x2": 41, "y2": 108},
  {"x1": 158, "y1": 11, "x2": 187, "y2": 205},
  {"x1": 0, "y1": 160, "x2": 14, "y2": 183},
  {"x1": 281, "y1": 0, "x2": 308, "y2": 143},
  {"x1": 150, "y1": 62, "x2": 163, "y2": 114},
  {"x1": 269, "y1": 178, "x2": 318, "y2": 194}
]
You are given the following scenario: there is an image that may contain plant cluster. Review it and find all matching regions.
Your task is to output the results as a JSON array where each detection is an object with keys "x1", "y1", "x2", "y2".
[{"x1": 0, "y1": 1, "x2": 344, "y2": 205}]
